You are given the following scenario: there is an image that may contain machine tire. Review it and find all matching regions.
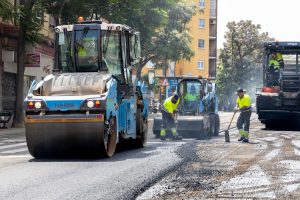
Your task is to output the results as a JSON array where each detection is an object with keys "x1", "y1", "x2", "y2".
[
  {"x1": 26, "y1": 131, "x2": 48, "y2": 158},
  {"x1": 134, "y1": 107, "x2": 148, "y2": 148},
  {"x1": 26, "y1": 115, "x2": 117, "y2": 158},
  {"x1": 208, "y1": 114, "x2": 216, "y2": 137},
  {"x1": 196, "y1": 116, "x2": 209, "y2": 140},
  {"x1": 153, "y1": 131, "x2": 160, "y2": 138},
  {"x1": 100, "y1": 116, "x2": 117, "y2": 158},
  {"x1": 214, "y1": 114, "x2": 220, "y2": 136}
]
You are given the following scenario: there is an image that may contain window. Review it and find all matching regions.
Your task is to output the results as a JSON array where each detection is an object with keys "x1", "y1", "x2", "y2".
[
  {"x1": 75, "y1": 29, "x2": 99, "y2": 72},
  {"x1": 199, "y1": 19, "x2": 205, "y2": 28},
  {"x1": 197, "y1": 61, "x2": 205, "y2": 70},
  {"x1": 198, "y1": 39, "x2": 205, "y2": 48},
  {"x1": 102, "y1": 30, "x2": 123, "y2": 78},
  {"x1": 210, "y1": 0, "x2": 216, "y2": 17},
  {"x1": 199, "y1": 0, "x2": 205, "y2": 8}
]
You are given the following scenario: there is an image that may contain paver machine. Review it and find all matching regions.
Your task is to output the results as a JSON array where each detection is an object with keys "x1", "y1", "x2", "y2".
[
  {"x1": 24, "y1": 19, "x2": 149, "y2": 158},
  {"x1": 256, "y1": 41, "x2": 300, "y2": 128},
  {"x1": 153, "y1": 77, "x2": 220, "y2": 139}
]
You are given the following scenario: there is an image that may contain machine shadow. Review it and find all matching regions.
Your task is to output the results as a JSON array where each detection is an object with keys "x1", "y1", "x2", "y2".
[{"x1": 28, "y1": 140, "x2": 163, "y2": 162}]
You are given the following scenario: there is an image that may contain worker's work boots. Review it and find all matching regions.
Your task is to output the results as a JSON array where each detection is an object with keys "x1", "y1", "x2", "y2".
[
  {"x1": 242, "y1": 138, "x2": 249, "y2": 143},
  {"x1": 172, "y1": 135, "x2": 183, "y2": 140},
  {"x1": 238, "y1": 137, "x2": 245, "y2": 141}
]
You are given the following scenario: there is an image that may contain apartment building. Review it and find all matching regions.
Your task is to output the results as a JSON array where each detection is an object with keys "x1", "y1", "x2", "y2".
[{"x1": 143, "y1": 0, "x2": 218, "y2": 80}]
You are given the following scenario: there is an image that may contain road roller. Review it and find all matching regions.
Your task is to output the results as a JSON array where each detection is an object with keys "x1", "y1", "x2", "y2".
[
  {"x1": 153, "y1": 77, "x2": 220, "y2": 139},
  {"x1": 24, "y1": 20, "x2": 149, "y2": 158}
]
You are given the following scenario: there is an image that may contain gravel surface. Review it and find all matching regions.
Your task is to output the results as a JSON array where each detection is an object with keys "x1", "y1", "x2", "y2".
[{"x1": 137, "y1": 113, "x2": 300, "y2": 199}]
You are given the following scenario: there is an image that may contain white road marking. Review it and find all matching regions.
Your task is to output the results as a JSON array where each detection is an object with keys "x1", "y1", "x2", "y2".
[
  {"x1": 264, "y1": 149, "x2": 281, "y2": 161},
  {"x1": 279, "y1": 160, "x2": 300, "y2": 193},
  {"x1": 0, "y1": 155, "x2": 31, "y2": 158},
  {"x1": 0, "y1": 142, "x2": 26, "y2": 150},
  {"x1": 294, "y1": 148, "x2": 300, "y2": 156},
  {"x1": 1, "y1": 147, "x2": 28, "y2": 154},
  {"x1": 217, "y1": 165, "x2": 276, "y2": 198},
  {"x1": 292, "y1": 140, "x2": 300, "y2": 148}
]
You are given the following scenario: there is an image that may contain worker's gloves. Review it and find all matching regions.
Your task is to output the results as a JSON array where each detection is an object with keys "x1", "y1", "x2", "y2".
[{"x1": 234, "y1": 107, "x2": 239, "y2": 112}]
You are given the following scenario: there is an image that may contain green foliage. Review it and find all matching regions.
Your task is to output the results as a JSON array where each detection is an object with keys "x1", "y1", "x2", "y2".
[
  {"x1": 217, "y1": 20, "x2": 273, "y2": 110},
  {"x1": 0, "y1": 0, "x2": 15, "y2": 20},
  {"x1": 43, "y1": 0, "x2": 196, "y2": 76}
]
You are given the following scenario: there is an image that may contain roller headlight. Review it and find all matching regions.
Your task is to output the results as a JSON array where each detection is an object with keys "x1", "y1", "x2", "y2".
[
  {"x1": 87, "y1": 101, "x2": 94, "y2": 108},
  {"x1": 34, "y1": 102, "x2": 42, "y2": 109}
]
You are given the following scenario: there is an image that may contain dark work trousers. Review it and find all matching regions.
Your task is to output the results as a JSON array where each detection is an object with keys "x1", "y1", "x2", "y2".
[
  {"x1": 161, "y1": 110, "x2": 176, "y2": 136},
  {"x1": 236, "y1": 110, "x2": 252, "y2": 132}
]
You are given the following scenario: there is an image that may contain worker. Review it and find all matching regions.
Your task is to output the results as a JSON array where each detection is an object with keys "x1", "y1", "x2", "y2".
[
  {"x1": 234, "y1": 88, "x2": 252, "y2": 143},
  {"x1": 78, "y1": 45, "x2": 87, "y2": 57},
  {"x1": 160, "y1": 94, "x2": 182, "y2": 141},
  {"x1": 184, "y1": 85, "x2": 198, "y2": 101},
  {"x1": 268, "y1": 53, "x2": 280, "y2": 72},
  {"x1": 268, "y1": 53, "x2": 281, "y2": 86},
  {"x1": 275, "y1": 52, "x2": 284, "y2": 69}
]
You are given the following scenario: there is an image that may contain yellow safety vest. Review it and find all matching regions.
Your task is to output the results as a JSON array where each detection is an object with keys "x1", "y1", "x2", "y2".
[
  {"x1": 163, "y1": 96, "x2": 180, "y2": 113},
  {"x1": 184, "y1": 93, "x2": 198, "y2": 101},
  {"x1": 78, "y1": 46, "x2": 87, "y2": 57},
  {"x1": 276, "y1": 52, "x2": 283, "y2": 61},
  {"x1": 269, "y1": 59, "x2": 280, "y2": 70},
  {"x1": 236, "y1": 94, "x2": 251, "y2": 108}
]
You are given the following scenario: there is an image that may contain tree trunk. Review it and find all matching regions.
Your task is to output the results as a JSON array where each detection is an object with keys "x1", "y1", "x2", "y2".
[
  {"x1": 13, "y1": 21, "x2": 26, "y2": 127},
  {"x1": 0, "y1": 40, "x2": 3, "y2": 111},
  {"x1": 136, "y1": 65, "x2": 142, "y2": 80}
]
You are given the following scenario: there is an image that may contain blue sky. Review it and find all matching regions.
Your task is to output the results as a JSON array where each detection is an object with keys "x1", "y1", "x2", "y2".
[{"x1": 218, "y1": 0, "x2": 300, "y2": 48}]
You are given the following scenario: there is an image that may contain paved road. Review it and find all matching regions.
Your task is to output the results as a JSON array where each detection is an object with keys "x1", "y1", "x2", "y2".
[
  {"x1": 0, "y1": 117, "x2": 190, "y2": 200},
  {"x1": 3, "y1": 112, "x2": 293, "y2": 200},
  {"x1": 138, "y1": 114, "x2": 300, "y2": 199}
]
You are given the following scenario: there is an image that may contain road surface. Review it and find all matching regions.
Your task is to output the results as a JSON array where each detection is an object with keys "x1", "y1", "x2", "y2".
[{"x1": 1, "y1": 112, "x2": 300, "y2": 199}]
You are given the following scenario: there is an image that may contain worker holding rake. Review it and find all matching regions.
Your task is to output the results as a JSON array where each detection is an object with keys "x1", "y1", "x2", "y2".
[{"x1": 235, "y1": 88, "x2": 252, "y2": 143}]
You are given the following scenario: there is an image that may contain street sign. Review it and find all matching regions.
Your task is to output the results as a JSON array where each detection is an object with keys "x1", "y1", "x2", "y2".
[{"x1": 161, "y1": 78, "x2": 169, "y2": 86}]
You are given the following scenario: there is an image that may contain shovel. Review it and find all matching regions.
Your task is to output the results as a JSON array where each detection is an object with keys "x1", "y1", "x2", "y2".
[{"x1": 225, "y1": 111, "x2": 237, "y2": 142}]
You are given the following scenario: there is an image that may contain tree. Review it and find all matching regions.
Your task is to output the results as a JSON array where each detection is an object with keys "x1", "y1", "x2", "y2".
[
  {"x1": 217, "y1": 20, "x2": 273, "y2": 110},
  {"x1": 14, "y1": 0, "x2": 44, "y2": 127},
  {"x1": 44, "y1": 0, "x2": 196, "y2": 78},
  {"x1": 0, "y1": 0, "x2": 16, "y2": 111}
]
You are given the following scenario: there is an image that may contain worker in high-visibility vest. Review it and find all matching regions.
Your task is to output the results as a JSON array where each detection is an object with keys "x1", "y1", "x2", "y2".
[
  {"x1": 275, "y1": 52, "x2": 284, "y2": 69},
  {"x1": 268, "y1": 53, "x2": 280, "y2": 72},
  {"x1": 160, "y1": 94, "x2": 182, "y2": 141},
  {"x1": 268, "y1": 53, "x2": 281, "y2": 86},
  {"x1": 234, "y1": 88, "x2": 252, "y2": 143},
  {"x1": 78, "y1": 45, "x2": 87, "y2": 57},
  {"x1": 184, "y1": 85, "x2": 198, "y2": 101}
]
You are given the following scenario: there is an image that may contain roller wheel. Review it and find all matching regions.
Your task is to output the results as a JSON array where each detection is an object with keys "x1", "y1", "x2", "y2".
[
  {"x1": 153, "y1": 131, "x2": 160, "y2": 138},
  {"x1": 214, "y1": 114, "x2": 220, "y2": 136},
  {"x1": 209, "y1": 114, "x2": 216, "y2": 138},
  {"x1": 101, "y1": 117, "x2": 117, "y2": 157},
  {"x1": 135, "y1": 107, "x2": 148, "y2": 148}
]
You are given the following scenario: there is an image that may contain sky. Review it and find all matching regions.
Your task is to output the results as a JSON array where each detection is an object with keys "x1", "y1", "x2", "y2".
[{"x1": 217, "y1": 0, "x2": 300, "y2": 49}]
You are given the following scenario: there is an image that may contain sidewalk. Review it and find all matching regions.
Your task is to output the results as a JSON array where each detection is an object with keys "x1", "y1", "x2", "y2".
[{"x1": 0, "y1": 128, "x2": 25, "y2": 136}]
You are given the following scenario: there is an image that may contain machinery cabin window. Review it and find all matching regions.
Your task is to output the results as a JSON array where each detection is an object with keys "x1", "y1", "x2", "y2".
[
  {"x1": 179, "y1": 81, "x2": 202, "y2": 102},
  {"x1": 58, "y1": 31, "x2": 73, "y2": 72},
  {"x1": 74, "y1": 29, "x2": 99, "y2": 72},
  {"x1": 102, "y1": 30, "x2": 124, "y2": 83}
]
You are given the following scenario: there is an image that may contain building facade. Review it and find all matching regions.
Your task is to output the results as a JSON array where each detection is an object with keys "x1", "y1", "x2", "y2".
[
  {"x1": 142, "y1": 0, "x2": 218, "y2": 100},
  {"x1": 0, "y1": 1, "x2": 55, "y2": 111},
  {"x1": 176, "y1": 0, "x2": 218, "y2": 79},
  {"x1": 143, "y1": 0, "x2": 218, "y2": 80}
]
